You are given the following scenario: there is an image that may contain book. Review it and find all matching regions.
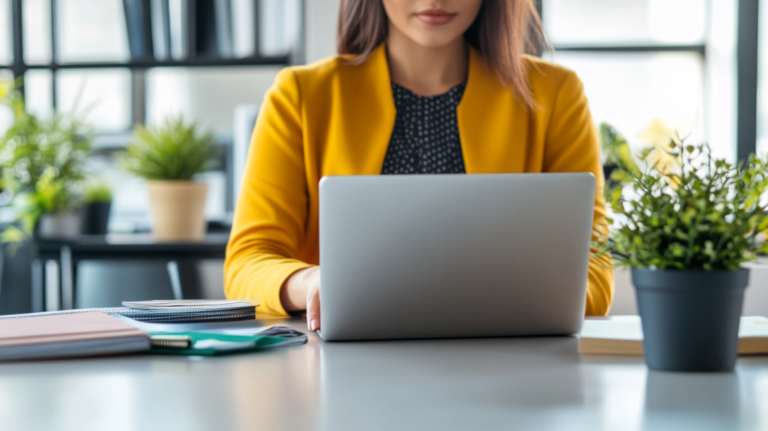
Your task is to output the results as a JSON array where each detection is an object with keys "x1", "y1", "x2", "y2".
[
  {"x1": 214, "y1": 0, "x2": 234, "y2": 58},
  {"x1": 231, "y1": 0, "x2": 256, "y2": 58},
  {"x1": 151, "y1": 0, "x2": 172, "y2": 60},
  {"x1": 168, "y1": 0, "x2": 189, "y2": 60},
  {"x1": 259, "y1": 0, "x2": 301, "y2": 57},
  {"x1": 0, "y1": 312, "x2": 150, "y2": 361},
  {"x1": 123, "y1": 0, "x2": 154, "y2": 60},
  {"x1": 579, "y1": 316, "x2": 768, "y2": 356}
]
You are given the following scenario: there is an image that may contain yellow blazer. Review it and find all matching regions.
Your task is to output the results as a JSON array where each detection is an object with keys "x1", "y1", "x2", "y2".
[{"x1": 225, "y1": 44, "x2": 614, "y2": 316}]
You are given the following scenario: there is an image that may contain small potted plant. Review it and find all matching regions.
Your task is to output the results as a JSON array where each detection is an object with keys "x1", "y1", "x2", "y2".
[
  {"x1": 82, "y1": 181, "x2": 113, "y2": 235},
  {"x1": 120, "y1": 116, "x2": 219, "y2": 242},
  {"x1": 598, "y1": 140, "x2": 768, "y2": 372}
]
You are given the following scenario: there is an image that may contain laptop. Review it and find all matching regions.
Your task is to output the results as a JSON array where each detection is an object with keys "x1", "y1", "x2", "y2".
[{"x1": 318, "y1": 173, "x2": 596, "y2": 341}]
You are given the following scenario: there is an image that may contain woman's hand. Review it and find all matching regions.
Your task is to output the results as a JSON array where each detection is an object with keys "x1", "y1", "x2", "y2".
[
  {"x1": 280, "y1": 267, "x2": 321, "y2": 332},
  {"x1": 306, "y1": 277, "x2": 321, "y2": 332}
]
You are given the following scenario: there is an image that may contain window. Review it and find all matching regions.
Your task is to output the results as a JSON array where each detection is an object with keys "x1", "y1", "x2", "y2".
[
  {"x1": 23, "y1": 0, "x2": 52, "y2": 65},
  {"x1": 146, "y1": 66, "x2": 282, "y2": 132},
  {"x1": 23, "y1": 69, "x2": 52, "y2": 118},
  {"x1": 545, "y1": 0, "x2": 706, "y2": 45},
  {"x1": 756, "y1": 0, "x2": 768, "y2": 156},
  {"x1": 0, "y1": 0, "x2": 11, "y2": 65},
  {"x1": 56, "y1": 0, "x2": 130, "y2": 63},
  {"x1": 553, "y1": 52, "x2": 703, "y2": 147},
  {"x1": 8, "y1": 0, "x2": 303, "y2": 134},
  {"x1": 544, "y1": 0, "x2": 737, "y2": 161},
  {"x1": 56, "y1": 68, "x2": 132, "y2": 131}
]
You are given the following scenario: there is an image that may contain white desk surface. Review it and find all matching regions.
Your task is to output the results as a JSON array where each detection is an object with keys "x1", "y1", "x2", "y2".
[{"x1": 1, "y1": 318, "x2": 767, "y2": 431}]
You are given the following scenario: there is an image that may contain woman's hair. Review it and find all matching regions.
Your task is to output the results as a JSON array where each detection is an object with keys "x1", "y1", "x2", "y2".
[{"x1": 337, "y1": 0, "x2": 545, "y2": 107}]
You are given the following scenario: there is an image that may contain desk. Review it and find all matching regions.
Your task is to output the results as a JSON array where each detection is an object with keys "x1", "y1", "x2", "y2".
[
  {"x1": 32, "y1": 234, "x2": 229, "y2": 312},
  {"x1": 1, "y1": 318, "x2": 767, "y2": 431}
]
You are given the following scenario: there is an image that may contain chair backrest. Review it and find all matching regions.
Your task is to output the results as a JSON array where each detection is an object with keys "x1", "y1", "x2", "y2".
[
  {"x1": 75, "y1": 261, "x2": 176, "y2": 308},
  {"x1": 0, "y1": 242, "x2": 33, "y2": 315}
]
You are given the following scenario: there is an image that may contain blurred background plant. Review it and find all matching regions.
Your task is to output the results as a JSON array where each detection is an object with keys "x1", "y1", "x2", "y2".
[
  {"x1": 0, "y1": 80, "x2": 94, "y2": 244},
  {"x1": 600, "y1": 123, "x2": 640, "y2": 175},
  {"x1": 84, "y1": 181, "x2": 113, "y2": 204},
  {"x1": 82, "y1": 180, "x2": 113, "y2": 235},
  {"x1": 2, "y1": 167, "x2": 75, "y2": 243},
  {"x1": 120, "y1": 116, "x2": 219, "y2": 241},
  {"x1": 120, "y1": 116, "x2": 219, "y2": 181}
]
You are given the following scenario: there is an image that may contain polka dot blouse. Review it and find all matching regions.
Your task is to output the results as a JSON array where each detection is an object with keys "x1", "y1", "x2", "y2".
[{"x1": 381, "y1": 81, "x2": 467, "y2": 175}]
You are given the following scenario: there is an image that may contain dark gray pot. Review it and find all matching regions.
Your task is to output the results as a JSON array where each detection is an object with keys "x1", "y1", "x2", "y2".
[
  {"x1": 83, "y1": 202, "x2": 112, "y2": 235},
  {"x1": 631, "y1": 268, "x2": 749, "y2": 372}
]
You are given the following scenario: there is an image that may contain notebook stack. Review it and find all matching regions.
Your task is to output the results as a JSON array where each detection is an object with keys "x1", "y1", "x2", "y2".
[
  {"x1": 0, "y1": 312, "x2": 150, "y2": 361},
  {"x1": 0, "y1": 300, "x2": 257, "y2": 323}
]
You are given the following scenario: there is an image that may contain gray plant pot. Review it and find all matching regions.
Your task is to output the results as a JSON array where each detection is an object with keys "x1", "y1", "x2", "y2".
[
  {"x1": 632, "y1": 268, "x2": 749, "y2": 372},
  {"x1": 83, "y1": 202, "x2": 112, "y2": 235},
  {"x1": 38, "y1": 212, "x2": 83, "y2": 238}
]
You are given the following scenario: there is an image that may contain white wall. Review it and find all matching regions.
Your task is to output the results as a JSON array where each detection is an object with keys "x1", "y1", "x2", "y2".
[{"x1": 609, "y1": 262, "x2": 768, "y2": 317}]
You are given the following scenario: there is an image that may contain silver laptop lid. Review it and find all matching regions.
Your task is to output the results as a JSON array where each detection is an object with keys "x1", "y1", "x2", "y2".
[{"x1": 319, "y1": 173, "x2": 596, "y2": 341}]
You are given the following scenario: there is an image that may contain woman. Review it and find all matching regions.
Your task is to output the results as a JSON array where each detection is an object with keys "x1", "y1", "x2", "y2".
[{"x1": 225, "y1": 0, "x2": 614, "y2": 331}]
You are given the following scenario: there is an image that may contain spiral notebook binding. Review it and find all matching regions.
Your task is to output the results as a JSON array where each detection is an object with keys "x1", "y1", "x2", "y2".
[{"x1": 150, "y1": 335, "x2": 192, "y2": 349}]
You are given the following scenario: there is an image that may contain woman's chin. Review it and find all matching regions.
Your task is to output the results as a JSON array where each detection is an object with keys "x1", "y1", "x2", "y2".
[{"x1": 406, "y1": 34, "x2": 465, "y2": 50}]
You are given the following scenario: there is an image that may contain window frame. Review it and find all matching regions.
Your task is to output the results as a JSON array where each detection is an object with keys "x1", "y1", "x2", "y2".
[
  {"x1": 6, "y1": 0, "x2": 302, "y2": 130},
  {"x1": 540, "y1": 0, "x2": 758, "y2": 161}
]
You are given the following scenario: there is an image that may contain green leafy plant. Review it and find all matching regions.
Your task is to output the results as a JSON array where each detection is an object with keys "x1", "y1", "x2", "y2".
[
  {"x1": 597, "y1": 140, "x2": 768, "y2": 270},
  {"x1": 0, "y1": 80, "x2": 9, "y2": 102},
  {"x1": 0, "y1": 91, "x2": 92, "y2": 194},
  {"x1": 84, "y1": 181, "x2": 113, "y2": 203},
  {"x1": 600, "y1": 123, "x2": 639, "y2": 174},
  {"x1": 0, "y1": 81, "x2": 93, "y2": 244},
  {"x1": 121, "y1": 116, "x2": 219, "y2": 181},
  {"x1": 2, "y1": 167, "x2": 76, "y2": 243}
]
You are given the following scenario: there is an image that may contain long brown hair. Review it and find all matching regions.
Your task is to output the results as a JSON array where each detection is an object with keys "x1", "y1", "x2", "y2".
[{"x1": 337, "y1": 0, "x2": 545, "y2": 107}]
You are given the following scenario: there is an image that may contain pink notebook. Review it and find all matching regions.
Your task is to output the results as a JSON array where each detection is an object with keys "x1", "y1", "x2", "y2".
[{"x1": 0, "y1": 312, "x2": 150, "y2": 361}]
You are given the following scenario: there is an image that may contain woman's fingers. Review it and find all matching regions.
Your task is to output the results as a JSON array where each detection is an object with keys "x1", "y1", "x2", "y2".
[{"x1": 306, "y1": 280, "x2": 321, "y2": 332}]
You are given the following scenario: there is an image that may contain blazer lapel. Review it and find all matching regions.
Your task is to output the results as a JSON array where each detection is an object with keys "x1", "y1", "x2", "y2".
[
  {"x1": 330, "y1": 45, "x2": 396, "y2": 175},
  {"x1": 329, "y1": 45, "x2": 529, "y2": 176},
  {"x1": 457, "y1": 47, "x2": 528, "y2": 174}
]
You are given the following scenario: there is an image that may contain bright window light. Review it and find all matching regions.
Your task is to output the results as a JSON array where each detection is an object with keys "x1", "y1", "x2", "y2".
[
  {"x1": 24, "y1": 69, "x2": 53, "y2": 119},
  {"x1": 552, "y1": 52, "x2": 704, "y2": 148},
  {"x1": 56, "y1": 68, "x2": 131, "y2": 131},
  {"x1": 146, "y1": 66, "x2": 281, "y2": 133},
  {"x1": 56, "y1": 0, "x2": 130, "y2": 62},
  {"x1": 0, "y1": 0, "x2": 12, "y2": 64},
  {"x1": 23, "y1": 0, "x2": 52, "y2": 64},
  {"x1": 544, "y1": 0, "x2": 706, "y2": 45}
]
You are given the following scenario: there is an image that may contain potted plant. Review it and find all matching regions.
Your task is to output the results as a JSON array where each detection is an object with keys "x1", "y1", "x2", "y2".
[
  {"x1": 120, "y1": 116, "x2": 219, "y2": 242},
  {"x1": 0, "y1": 81, "x2": 92, "y2": 243},
  {"x1": 598, "y1": 140, "x2": 768, "y2": 372},
  {"x1": 82, "y1": 181, "x2": 113, "y2": 235}
]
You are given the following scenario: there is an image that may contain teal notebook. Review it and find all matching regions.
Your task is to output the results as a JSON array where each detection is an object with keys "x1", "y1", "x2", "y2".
[{"x1": 148, "y1": 332, "x2": 307, "y2": 356}]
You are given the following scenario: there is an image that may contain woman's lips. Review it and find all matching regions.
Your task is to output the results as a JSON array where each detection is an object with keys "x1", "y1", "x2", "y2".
[{"x1": 415, "y1": 9, "x2": 457, "y2": 25}]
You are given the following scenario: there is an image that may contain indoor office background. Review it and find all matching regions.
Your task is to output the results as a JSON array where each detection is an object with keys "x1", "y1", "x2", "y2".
[{"x1": 0, "y1": 0, "x2": 766, "y2": 315}]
